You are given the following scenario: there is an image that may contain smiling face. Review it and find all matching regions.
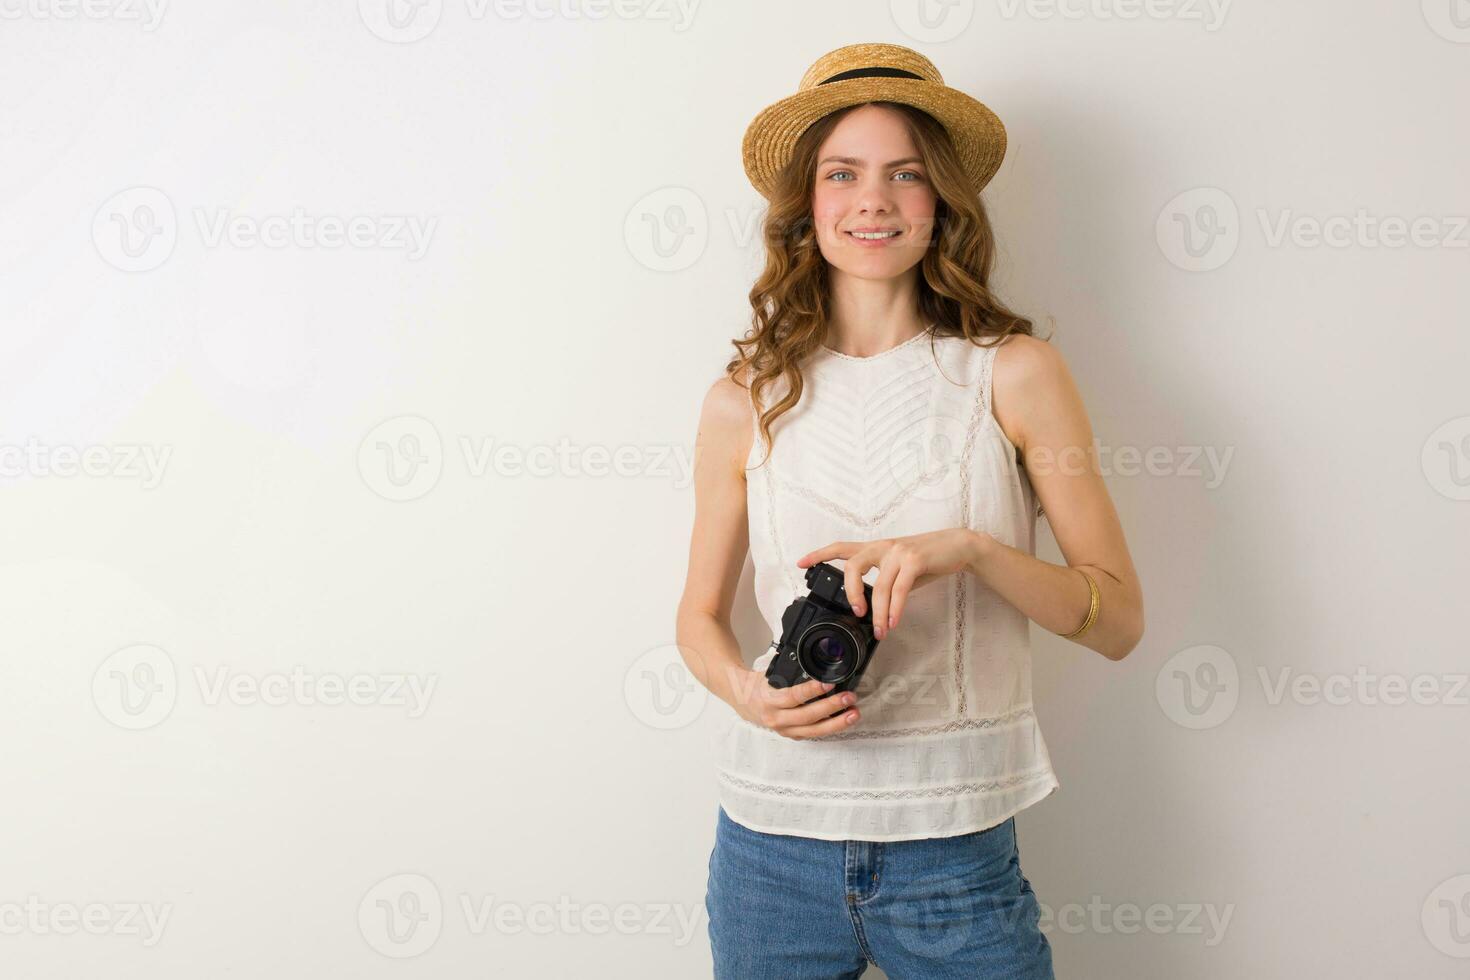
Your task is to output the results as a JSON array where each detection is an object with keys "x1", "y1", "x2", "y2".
[{"x1": 810, "y1": 103, "x2": 939, "y2": 281}]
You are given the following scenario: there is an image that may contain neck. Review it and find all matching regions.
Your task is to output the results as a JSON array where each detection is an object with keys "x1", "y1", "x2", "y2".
[{"x1": 823, "y1": 268, "x2": 926, "y2": 357}]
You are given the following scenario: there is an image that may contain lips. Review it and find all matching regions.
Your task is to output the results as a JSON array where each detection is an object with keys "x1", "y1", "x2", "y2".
[{"x1": 845, "y1": 228, "x2": 904, "y2": 249}]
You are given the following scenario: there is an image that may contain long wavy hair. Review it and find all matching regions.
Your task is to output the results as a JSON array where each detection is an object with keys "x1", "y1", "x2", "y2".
[{"x1": 725, "y1": 101, "x2": 1046, "y2": 468}]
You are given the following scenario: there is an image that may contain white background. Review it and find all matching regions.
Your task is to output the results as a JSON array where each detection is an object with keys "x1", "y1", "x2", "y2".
[{"x1": 2, "y1": 1, "x2": 1468, "y2": 977}]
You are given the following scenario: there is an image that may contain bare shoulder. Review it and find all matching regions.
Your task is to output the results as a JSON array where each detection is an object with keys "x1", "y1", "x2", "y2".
[
  {"x1": 989, "y1": 332, "x2": 1085, "y2": 453},
  {"x1": 697, "y1": 373, "x2": 756, "y2": 480}
]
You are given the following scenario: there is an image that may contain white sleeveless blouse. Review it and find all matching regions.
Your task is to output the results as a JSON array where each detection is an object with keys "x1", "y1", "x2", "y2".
[{"x1": 711, "y1": 329, "x2": 1059, "y2": 842}]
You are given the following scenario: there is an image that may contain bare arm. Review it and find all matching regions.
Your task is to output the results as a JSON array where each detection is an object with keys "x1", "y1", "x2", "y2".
[
  {"x1": 673, "y1": 377, "x2": 756, "y2": 714},
  {"x1": 974, "y1": 335, "x2": 1146, "y2": 661},
  {"x1": 675, "y1": 376, "x2": 860, "y2": 737}
]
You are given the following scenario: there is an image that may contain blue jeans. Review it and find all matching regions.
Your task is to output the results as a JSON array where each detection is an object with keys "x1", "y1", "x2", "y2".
[{"x1": 706, "y1": 806, "x2": 1054, "y2": 979}]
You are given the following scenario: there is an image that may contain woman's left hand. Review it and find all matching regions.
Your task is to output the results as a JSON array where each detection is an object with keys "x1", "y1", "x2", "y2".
[{"x1": 796, "y1": 529, "x2": 988, "y2": 641}]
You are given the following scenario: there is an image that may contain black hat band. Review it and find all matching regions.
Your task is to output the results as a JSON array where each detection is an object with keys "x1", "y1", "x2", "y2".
[{"x1": 818, "y1": 66, "x2": 925, "y2": 85}]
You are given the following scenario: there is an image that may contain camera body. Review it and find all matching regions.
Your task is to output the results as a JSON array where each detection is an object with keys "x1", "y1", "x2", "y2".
[{"x1": 764, "y1": 561, "x2": 880, "y2": 705}]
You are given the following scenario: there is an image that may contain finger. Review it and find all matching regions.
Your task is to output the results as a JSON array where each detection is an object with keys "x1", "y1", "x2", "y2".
[
  {"x1": 775, "y1": 689, "x2": 857, "y2": 729},
  {"x1": 887, "y1": 566, "x2": 920, "y2": 631},
  {"x1": 770, "y1": 676, "x2": 833, "y2": 709},
  {"x1": 843, "y1": 552, "x2": 877, "y2": 618},
  {"x1": 797, "y1": 542, "x2": 854, "y2": 568},
  {"x1": 782, "y1": 704, "x2": 861, "y2": 739},
  {"x1": 871, "y1": 554, "x2": 902, "y2": 638}
]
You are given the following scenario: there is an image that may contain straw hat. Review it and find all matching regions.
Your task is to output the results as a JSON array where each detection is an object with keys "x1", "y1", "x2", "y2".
[{"x1": 741, "y1": 42, "x2": 1007, "y2": 201}]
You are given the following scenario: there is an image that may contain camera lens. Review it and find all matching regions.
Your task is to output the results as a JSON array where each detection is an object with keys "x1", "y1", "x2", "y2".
[
  {"x1": 811, "y1": 635, "x2": 844, "y2": 666},
  {"x1": 796, "y1": 625, "x2": 859, "y2": 684}
]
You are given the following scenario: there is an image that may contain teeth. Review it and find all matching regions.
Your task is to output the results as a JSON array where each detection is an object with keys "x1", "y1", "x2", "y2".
[{"x1": 851, "y1": 230, "x2": 900, "y2": 240}]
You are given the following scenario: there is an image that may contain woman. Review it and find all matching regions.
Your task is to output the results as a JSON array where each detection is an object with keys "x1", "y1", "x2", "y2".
[{"x1": 676, "y1": 43, "x2": 1144, "y2": 978}]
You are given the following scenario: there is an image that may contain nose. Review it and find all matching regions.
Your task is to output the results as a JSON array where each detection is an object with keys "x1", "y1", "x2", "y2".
[{"x1": 854, "y1": 173, "x2": 895, "y2": 216}]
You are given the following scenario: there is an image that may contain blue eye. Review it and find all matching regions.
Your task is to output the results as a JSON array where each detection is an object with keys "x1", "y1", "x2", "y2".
[{"x1": 826, "y1": 170, "x2": 923, "y2": 182}]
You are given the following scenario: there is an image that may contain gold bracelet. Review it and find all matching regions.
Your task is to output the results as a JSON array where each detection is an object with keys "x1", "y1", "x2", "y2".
[{"x1": 1060, "y1": 568, "x2": 1100, "y2": 639}]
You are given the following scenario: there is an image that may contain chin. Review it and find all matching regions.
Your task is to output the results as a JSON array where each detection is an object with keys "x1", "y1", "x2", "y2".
[{"x1": 829, "y1": 253, "x2": 919, "y2": 274}]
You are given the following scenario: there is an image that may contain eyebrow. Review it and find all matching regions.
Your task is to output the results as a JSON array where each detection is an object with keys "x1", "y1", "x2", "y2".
[{"x1": 817, "y1": 155, "x2": 925, "y2": 168}]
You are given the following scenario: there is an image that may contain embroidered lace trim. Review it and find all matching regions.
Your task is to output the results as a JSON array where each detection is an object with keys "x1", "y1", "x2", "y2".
[
  {"x1": 953, "y1": 344, "x2": 998, "y2": 715},
  {"x1": 732, "y1": 703, "x2": 1036, "y2": 742},
  {"x1": 818, "y1": 701, "x2": 1030, "y2": 740},
  {"x1": 717, "y1": 766, "x2": 1053, "y2": 801}
]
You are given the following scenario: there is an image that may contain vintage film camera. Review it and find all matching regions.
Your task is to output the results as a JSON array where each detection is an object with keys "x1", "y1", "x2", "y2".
[{"x1": 764, "y1": 560, "x2": 880, "y2": 705}]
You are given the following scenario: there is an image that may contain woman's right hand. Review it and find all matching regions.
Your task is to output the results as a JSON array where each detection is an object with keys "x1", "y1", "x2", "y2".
[{"x1": 734, "y1": 672, "x2": 861, "y2": 740}]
